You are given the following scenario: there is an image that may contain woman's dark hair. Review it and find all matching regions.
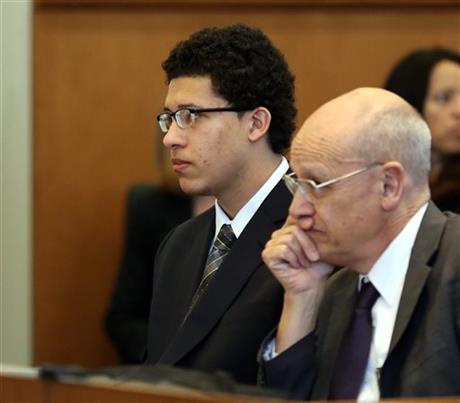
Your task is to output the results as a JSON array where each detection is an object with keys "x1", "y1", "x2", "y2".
[
  {"x1": 384, "y1": 47, "x2": 460, "y2": 114},
  {"x1": 430, "y1": 153, "x2": 460, "y2": 213},
  {"x1": 162, "y1": 24, "x2": 297, "y2": 153}
]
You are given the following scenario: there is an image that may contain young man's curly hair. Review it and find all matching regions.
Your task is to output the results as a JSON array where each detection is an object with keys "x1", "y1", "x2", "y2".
[{"x1": 162, "y1": 24, "x2": 297, "y2": 154}]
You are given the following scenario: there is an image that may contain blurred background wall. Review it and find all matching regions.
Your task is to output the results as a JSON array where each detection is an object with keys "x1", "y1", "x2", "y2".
[
  {"x1": 1, "y1": 0, "x2": 459, "y2": 368},
  {"x1": 1, "y1": 0, "x2": 32, "y2": 366}
]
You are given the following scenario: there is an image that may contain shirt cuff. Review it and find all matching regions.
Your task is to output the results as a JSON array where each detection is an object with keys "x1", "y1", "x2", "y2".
[{"x1": 262, "y1": 337, "x2": 279, "y2": 361}]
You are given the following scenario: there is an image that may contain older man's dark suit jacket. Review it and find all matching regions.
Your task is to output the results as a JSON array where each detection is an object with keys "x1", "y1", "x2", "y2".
[
  {"x1": 262, "y1": 202, "x2": 460, "y2": 399},
  {"x1": 145, "y1": 180, "x2": 291, "y2": 385}
]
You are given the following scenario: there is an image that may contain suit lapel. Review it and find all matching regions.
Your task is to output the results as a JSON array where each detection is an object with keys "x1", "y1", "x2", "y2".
[
  {"x1": 388, "y1": 202, "x2": 446, "y2": 353},
  {"x1": 165, "y1": 209, "x2": 215, "y2": 340},
  {"x1": 148, "y1": 209, "x2": 214, "y2": 363},
  {"x1": 159, "y1": 180, "x2": 291, "y2": 365}
]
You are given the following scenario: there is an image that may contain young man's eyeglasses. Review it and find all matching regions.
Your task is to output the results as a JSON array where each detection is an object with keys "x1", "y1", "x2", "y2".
[
  {"x1": 156, "y1": 107, "x2": 249, "y2": 134},
  {"x1": 283, "y1": 162, "x2": 384, "y2": 198}
]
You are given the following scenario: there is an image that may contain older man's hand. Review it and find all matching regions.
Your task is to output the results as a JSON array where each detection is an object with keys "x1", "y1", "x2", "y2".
[
  {"x1": 262, "y1": 220, "x2": 334, "y2": 295},
  {"x1": 262, "y1": 219, "x2": 334, "y2": 352}
]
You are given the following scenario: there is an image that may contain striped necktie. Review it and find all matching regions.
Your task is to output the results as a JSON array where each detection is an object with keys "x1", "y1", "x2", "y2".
[{"x1": 183, "y1": 224, "x2": 236, "y2": 322}]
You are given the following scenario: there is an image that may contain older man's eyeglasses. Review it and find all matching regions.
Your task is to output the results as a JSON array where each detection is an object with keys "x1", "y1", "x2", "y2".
[
  {"x1": 156, "y1": 107, "x2": 249, "y2": 134},
  {"x1": 283, "y1": 162, "x2": 384, "y2": 198}
]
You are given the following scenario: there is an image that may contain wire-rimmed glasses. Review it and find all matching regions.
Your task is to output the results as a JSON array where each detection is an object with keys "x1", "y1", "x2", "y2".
[{"x1": 283, "y1": 162, "x2": 384, "y2": 198}]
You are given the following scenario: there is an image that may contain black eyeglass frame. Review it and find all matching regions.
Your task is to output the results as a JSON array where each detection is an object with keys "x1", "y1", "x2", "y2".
[{"x1": 156, "y1": 107, "x2": 250, "y2": 134}]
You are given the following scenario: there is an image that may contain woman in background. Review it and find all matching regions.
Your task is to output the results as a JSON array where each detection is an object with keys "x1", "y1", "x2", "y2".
[{"x1": 385, "y1": 47, "x2": 460, "y2": 212}]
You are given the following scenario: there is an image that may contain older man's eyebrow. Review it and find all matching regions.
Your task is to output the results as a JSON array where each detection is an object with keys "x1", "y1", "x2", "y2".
[{"x1": 295, "y1": 164, "x2": 329, "y2": 182}]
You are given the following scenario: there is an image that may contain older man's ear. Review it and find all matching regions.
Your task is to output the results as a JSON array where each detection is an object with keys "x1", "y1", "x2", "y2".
[{"x1": 380, "y1": 161, "x2": 405, "y2": 211}]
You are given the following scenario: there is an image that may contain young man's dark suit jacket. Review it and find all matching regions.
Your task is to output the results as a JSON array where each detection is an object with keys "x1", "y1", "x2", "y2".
[
  {"x1": 262, "y1": 202, "x2": 460, "y2": 399},
  {"x1": 105, "y1": 184, "x2": 191, "y2": 364},
  {"x1": 145, "y1": 180, "x2": 291, "y2": 385}
]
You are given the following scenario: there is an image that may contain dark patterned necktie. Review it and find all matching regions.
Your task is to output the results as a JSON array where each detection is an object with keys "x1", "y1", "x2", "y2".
[
  {"x1": 183, "y1": 224, "x2": 236, "y2": 322},
  {"x1": 329, "y1": 279, "x2": 380, "y2": 400}
]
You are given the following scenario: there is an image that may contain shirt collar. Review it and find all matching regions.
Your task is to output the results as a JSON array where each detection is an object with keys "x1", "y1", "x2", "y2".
[
  {"x1": 361, "y1": 202, "x2": 428, "y2": 308},
  {"x1": 214, "y1": 156, "x2": 289, "y2": 240}
]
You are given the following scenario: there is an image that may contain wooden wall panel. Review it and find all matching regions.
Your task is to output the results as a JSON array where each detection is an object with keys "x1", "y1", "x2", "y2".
[
  {"x1": 34, "y1": 3, "x2": 460, "y2": 367},
  {"x1": 35, "y1": 0, "x2": 460, "y2": 6}
]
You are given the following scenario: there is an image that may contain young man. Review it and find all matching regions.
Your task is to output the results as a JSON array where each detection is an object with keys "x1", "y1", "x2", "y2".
[
  {"x1": 145, "y1": 24, "x2": 297, "y2": 385},
  {"x1": 261, "y1": 88, "x2": 460, "y2": 400}
]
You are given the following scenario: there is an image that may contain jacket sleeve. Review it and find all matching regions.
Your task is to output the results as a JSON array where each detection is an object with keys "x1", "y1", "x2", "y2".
[{"x1": 258, "y1": 327, "x2": 317, "y2": 400}]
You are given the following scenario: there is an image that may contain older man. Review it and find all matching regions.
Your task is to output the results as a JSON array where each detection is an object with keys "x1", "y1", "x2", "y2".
[{"x1": 260, "y1": 88, "x2": 460, "y2": 400}]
